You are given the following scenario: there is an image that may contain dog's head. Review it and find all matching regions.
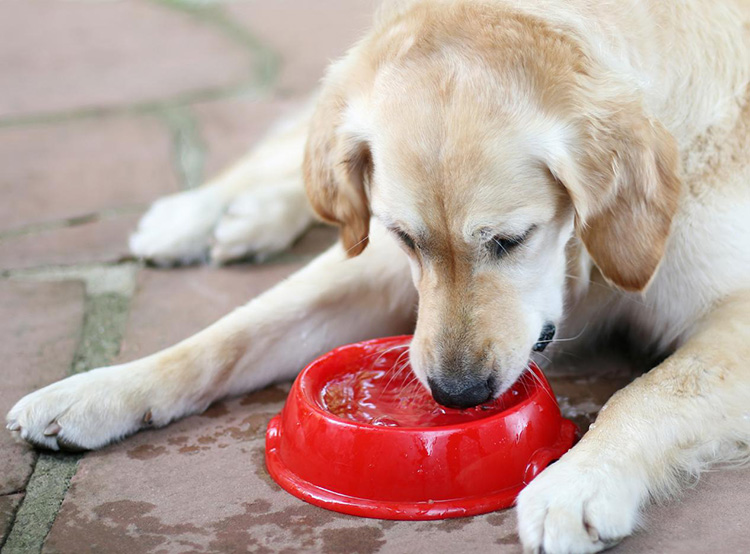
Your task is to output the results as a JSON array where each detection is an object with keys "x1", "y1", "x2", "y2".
[{"x1": 305, "y1": 4, "x2": 681, "y2": 408}]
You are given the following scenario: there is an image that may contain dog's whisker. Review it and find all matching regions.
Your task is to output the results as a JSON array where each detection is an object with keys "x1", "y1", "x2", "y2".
[
  {"x1": 382, "y1": 354, "x2": 412, "y2": 393},
  {"x1": 384, "y1": 349, "x2": 411, "y2": 377},
  {"x1": 374, "y1": 343, "x2": 408, "y2": 359},
  {"x1": 391, "y1": 348, "x2": 411, "y2": 368},
  {"x1": 524, "y1": 362, "x2": 557, "y2": 405},
  {"x1": 396, "y1": 372, "x2": 421, "y2": 397},
  {"x1": 343, "y1": 234, "x2": 370, "y2": 255},
  {"x1": 402, "y1": 377, "x2": 425, "y2": 397},
  {"x1": 538, "y1": 322, "x2": 590, "y2": 345},
  {"x1": 533, "y1": 351, "x2": 553, "y2": 365},
  {"x1": 371, "y1": 343, "x2": 410, "y2": 369},
  {"x1": 398, "y1": 371, "x2": 419, "y2": 389}
]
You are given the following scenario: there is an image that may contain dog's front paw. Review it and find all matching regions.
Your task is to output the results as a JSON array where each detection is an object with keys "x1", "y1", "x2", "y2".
[
  {"x1": 6, "y1": 365, "x2": 158, "y2": 451},
  {"x1": 130, "y1": 188, "x2": 227, "y2": 265},
  {"x1": 210, "y1": 186, "x2": 313, "y2": 264},
  {"x1": 516, "y1": 453, "x2": 645, "y2": 554}
]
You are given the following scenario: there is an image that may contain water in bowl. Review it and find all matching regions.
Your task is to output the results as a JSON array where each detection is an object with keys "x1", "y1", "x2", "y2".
[{"x1": 320, "y1": 348, "x2": 530, "y2": 427}]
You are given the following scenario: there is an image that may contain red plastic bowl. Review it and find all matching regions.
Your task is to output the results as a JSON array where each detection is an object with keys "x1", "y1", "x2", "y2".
[{"x1": 265, "y1": 336, "x2": 578, "y2": 520}]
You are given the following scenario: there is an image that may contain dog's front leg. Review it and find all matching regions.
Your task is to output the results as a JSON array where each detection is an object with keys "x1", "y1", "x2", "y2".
[
  {"x1": 7, "y1": 223, "x2": 416, "y2": 451},
  {"x1": 130, "y1": 98, "x2": 317, "y2": 265},
  {"x1": 517, "y1": 290, "x2": 750, "y2": 554}
]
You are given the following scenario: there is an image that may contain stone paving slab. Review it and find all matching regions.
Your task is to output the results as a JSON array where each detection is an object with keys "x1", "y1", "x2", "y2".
[
  {"x1": 286, "y1": 225, "x2": 337, "y2": 260},
  {"x1": 0, "y1": 0, "x2": 255, "y2": 120},
  {"x1": 43, "y1": 390, "x2": 522, "y2": 554},
  {"x1": 226, "y1": 0, "x2": 374, "y2": 94},
  {"x1": 616, "y1": 468, "x2": 750, "y2": 554},
  {"x1": 193, "y1": 97, "x2": 307, "y2": 181},
  {"x1": 115, "y1": 261, "x2": 306, "y2": 363},
  {"x1": 0, "y1": 493, "x2": 24, "y2": 546},
  {"x1": 0, "y1": 116, "x2": 178, "y2": 233},
  {"x1": 0, "y1": 281, "x2": 85, "y2": 496},
  {"x1": 0, "y1": 213, "x2": 140, "y2": 271},
  {"x1": 43, "y1": 258, "x2": 316, "y2": 553},
  {"x1": 0, "y1": 198, "x2": 335, "y2": 273}
]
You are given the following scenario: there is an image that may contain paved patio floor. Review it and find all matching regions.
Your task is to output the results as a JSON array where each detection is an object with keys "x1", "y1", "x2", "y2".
[{"x1": 1, "y1": 1, "x2": 749, "y2": 553}]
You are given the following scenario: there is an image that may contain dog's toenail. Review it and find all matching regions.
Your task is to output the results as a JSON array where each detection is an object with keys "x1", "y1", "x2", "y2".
[
  {"x1": 7, "y1": 421, "x2": 20, "y2": 431},
  {"x1": 143, "y1": 409, "x2": 153, "y2": 426},
  {"x1": 44, "y1": 422, "x2": 62, "y2": 436}
]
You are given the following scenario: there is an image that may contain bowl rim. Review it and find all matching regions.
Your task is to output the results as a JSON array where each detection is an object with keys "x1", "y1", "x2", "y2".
[{"x1": 296, "y1": 335, "x2": 551, "y2": 434}]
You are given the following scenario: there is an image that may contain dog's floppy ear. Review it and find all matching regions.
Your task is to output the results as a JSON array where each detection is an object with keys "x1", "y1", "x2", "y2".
[
  {"x1": 547, "y1": 90, "x2": 681, "y2": 292},
  {"x1": 304, "y1": 80, "x2": 372, "y2": 257}
]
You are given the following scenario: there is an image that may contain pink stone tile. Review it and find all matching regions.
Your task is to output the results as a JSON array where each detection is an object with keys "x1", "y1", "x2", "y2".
[
  {"x1": 42, "y1": 392, "x2": 524, "y2": 554},
  {"x1": 0, "y1": 0, "x2": 253, "y2": 119},
  {"x1": 42, "y1": 393, "x2": 326, "y2": 554},
  {"x1": 615, "y1": 468, "x2": 750, "y2": 554},
  {"x1": 0, "y1": 493, "x2": 23, "y2": 544},
  {"x1": 0, "y1": 281, "x2": 85, "y2": 495},
  {"x1": 0, "y1": 213, "x2": 140, "y2": 271},
  {"x1": 226, "y1": 0, "x2": 374, "y2": 94},
  {"x1": 0, "y1": 116, "x2": 178, "y2": 232},
  {"x1": 116, "y1": 262, "x2": 305, "y2": 362},
  {"x1": 287, "y1": 225, "x2": 337, "y2": 259},
  {"x1": 193, "y1": 97, "x2": 307, "y2": 181}
]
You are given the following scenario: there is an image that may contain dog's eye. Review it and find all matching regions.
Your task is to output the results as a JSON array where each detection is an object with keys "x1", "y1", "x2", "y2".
[
  {"x1": 489, "y1": 227, "x2": 534, "y2": 258},
  {"x1": 395, "y1": 229, "x2": 416, "y2": 251}
]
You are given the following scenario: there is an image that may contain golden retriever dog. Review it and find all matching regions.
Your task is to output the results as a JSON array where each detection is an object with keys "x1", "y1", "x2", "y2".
[{"x1": 8, "y1": 0, "x2": 750, "y2": 552}]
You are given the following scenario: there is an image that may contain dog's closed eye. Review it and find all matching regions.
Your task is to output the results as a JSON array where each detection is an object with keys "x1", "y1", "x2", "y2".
[
  {"x1": 393, "y1": 228, "x2": 417, "y2": 251},
  {"x1": 489, "y1": 226, "x2": 535, "y2": 258}
]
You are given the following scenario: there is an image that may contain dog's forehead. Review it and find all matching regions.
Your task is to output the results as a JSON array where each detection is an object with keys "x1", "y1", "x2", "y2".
[
  {"x1": 370, "y1": 126, "x2": 556, "y2": 240},
  {"x1": 359, "y1": 64, "x2": 564, "y2": 238}
]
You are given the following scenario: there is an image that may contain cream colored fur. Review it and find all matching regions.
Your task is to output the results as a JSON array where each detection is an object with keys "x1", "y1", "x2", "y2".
[{"x1": 8, "y1": 1, "x2": 750, "y2": 553}]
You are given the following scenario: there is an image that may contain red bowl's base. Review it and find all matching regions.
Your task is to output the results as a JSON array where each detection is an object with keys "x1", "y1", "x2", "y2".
[{"x1": 266, "y1": 414, "x2": 579, "y2": 520}]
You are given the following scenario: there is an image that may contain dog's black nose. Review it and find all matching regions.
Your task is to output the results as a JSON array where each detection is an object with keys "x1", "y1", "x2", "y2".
[
  {"x1": 428, "y1": 375, "x2": 495, "y2": 409},
  {"x1": 533, "y1": 322, "x2": 556, "y2": 352}
]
